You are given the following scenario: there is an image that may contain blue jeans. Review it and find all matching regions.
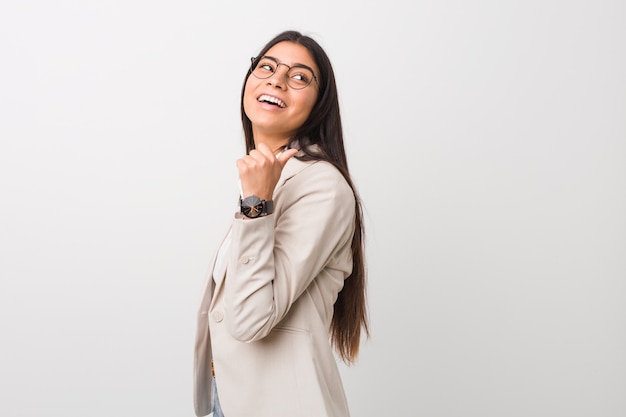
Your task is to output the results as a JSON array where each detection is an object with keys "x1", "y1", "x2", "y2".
[{"x1": 212, "y1": 377, "x2": 225, "y2": 417}]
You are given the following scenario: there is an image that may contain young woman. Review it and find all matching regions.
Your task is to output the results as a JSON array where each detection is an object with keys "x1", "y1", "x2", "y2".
[{"x1": 193, "y1": 30, "x2": 368, "y2": 417}]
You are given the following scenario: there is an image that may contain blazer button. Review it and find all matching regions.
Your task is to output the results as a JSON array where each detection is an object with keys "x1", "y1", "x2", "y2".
[
  {"x1": 239, "y1": 256, "x2": 250, "y2": 264},
  {"x1": 211, "y1": 310, "x2": 224, "y2": 323}
]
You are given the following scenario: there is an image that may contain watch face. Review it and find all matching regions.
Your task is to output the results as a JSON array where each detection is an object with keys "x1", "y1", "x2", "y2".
[
  {"x1": 246, "y1": 203, "x2": 263, "y2": 218},
  {"x1": 241, "y1": 196, "x2": 264, "y2": 218}
]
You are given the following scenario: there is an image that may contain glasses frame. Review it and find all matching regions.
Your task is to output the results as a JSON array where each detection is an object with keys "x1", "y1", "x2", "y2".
[{"x1": 250, "y1": 56, "x2": 319, "y2": 90}]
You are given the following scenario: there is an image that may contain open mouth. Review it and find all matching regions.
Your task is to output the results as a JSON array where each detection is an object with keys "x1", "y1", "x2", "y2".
[{"x1": 258, "y1": 94, "x2": 286, "y2": 108}]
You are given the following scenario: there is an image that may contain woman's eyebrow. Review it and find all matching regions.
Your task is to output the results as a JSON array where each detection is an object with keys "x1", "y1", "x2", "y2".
[{"x1": 264, "y1": 55, "x2": 315, "y2": 72}]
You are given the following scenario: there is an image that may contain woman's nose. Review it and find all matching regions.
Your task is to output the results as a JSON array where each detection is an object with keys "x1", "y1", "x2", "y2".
[{"x1": 267, "y1": 64, "x2": 289, "y2": 88}]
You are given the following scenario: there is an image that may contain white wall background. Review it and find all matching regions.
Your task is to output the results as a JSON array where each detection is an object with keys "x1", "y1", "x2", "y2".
[{"x1": 1, "y1": 1, "x2": 624, "y2": 416}]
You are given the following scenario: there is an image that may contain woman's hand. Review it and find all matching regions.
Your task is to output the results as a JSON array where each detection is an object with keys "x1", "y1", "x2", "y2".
[{"x1": 236, "y1": 143, "x2": 298, "y2": 201}]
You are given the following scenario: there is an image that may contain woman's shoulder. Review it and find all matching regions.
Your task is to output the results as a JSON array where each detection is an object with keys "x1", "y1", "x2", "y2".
[
  {"x1": 281, "y1": 158, "x2": 353, "y2": 204},
  {"x1": 284, "y1": 157, "x2": 346, "y2": 185},
  {"x1": 281, "y1": 143, "x2": 346, "y2": 183}
]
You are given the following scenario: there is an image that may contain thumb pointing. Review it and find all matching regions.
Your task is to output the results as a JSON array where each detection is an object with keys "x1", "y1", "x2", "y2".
[{"x1": 277, "y1": 148, "x2": 298, "y2": 168}]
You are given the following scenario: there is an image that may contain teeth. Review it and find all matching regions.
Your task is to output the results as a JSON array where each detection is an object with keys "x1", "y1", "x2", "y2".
[{"x1": 258, "y1": 94, "x2": 286, "y2": 108}]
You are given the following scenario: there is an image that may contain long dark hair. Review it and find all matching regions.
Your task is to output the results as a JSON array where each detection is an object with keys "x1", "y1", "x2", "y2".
[{"x1": 240, "y1": 30, "x2": 368, "y2": 364}]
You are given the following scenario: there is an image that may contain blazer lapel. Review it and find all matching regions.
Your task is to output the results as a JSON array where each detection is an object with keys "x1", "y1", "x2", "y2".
[
  {"x1": 197, "y1": 224, "x2": 231, "y2": 312},
  {"x1": 209, "y1": 225, "x2": 232, "y2": 310}
]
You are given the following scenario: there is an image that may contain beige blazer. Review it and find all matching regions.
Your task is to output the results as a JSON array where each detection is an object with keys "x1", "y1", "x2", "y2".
[{"x1": 194, "y1": 156, "x2": 356, "y2": 417}]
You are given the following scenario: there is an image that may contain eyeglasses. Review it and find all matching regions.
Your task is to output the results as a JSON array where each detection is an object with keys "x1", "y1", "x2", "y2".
[{"x1": 250, "y1": 56, "x2": 319, "y2": 90}]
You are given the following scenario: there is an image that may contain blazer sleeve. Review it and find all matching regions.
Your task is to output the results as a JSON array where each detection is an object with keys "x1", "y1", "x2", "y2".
[{"x1": 223, "y1": 160, "x2": 356, "y2": 342}]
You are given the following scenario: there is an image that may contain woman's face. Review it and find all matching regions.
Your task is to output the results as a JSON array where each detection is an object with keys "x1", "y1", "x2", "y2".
[{"x1": 243, "y1": 41, "x2": 319, "y2": 143}]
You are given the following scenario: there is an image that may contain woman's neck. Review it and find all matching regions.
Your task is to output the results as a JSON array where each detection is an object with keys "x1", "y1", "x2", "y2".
[{"x1": 252, "y1": 134, "x2": 290, "y2": 155}]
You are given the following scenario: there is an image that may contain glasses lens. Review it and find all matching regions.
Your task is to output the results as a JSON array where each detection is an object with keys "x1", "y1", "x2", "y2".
[
  {"x1": 251, "y1": 57, "x2": 314, "y2": 90},
  {"x1": 251, "y1": 57, "x2": 274, "y2": 79},
  {"x1": 286, "y1": 67, "x2": 314, "y2": 90}
]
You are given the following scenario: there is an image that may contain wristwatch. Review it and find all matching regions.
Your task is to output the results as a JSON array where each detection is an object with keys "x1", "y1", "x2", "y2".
[{"x1": 240, "y1": 195, "x2": 274, "y2": 218}]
